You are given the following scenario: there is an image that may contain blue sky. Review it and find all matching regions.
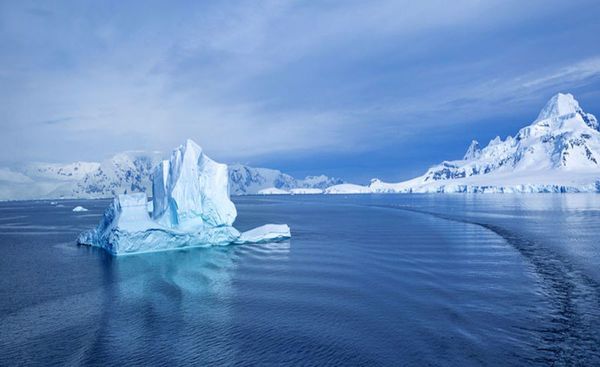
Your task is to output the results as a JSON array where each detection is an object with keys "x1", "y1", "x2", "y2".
[{"x1": 2, "y1": 0, "x2": 600, "y2": 183}]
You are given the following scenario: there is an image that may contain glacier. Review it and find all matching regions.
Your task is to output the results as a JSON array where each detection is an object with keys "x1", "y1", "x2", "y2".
[{"x1": 78, "y1": 140, "x2": 291, "y2": 255}]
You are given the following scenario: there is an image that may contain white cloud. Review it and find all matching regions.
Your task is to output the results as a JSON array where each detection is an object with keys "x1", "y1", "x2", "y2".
[
  {"x1": 522, "y1": 58, "x2": 600, "y2": 89},
  {"x1": 1, "y1": 0, "x2": 599, "y2": 166}
]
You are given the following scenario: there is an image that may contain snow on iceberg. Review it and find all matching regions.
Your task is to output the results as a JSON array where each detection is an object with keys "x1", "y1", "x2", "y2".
[
  {"x1": 72, "y1": 206, "x2": 88, "y2": 212},
  {"x1": 78, "y1": 139, "x2": 291, "y2": 255}
]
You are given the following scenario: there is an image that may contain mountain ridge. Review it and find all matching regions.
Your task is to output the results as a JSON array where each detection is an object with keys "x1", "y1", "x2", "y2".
[
  {"x1": 0, "y1": 154, "x2": 344, "y2": 200},
  {"x1": 369, "y1": 93, "x2": 600, "y2": 193},
  {"x1": 2, "y1": 93, "x2": 599, "y2": 199}
]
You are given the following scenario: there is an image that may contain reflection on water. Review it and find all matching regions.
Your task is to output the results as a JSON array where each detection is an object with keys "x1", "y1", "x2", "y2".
[{"x1": 85, "y1": 241, "x2": 291, "y2": 365}]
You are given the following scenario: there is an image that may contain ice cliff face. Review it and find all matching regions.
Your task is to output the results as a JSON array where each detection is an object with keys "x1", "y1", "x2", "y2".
[
  {"x1": 371, "y1": 93, "x2": 600, "y2": 193},
  {"x1": 78, "y1": 140, "x2": 290, "y2": 255},
  {"x1": 78, "y1": 193, "x2": 242, "y2": 255},
  {"x1": 152, "y1": 139, "x2": 236, "y2": 228}
]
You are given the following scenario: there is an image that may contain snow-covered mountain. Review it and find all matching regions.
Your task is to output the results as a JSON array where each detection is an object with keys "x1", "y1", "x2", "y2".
[
  {"x1": 5, "y1": 93, "x2": 594, "y2": 199},
  {"x1": 228, "y1": 165, "x2": 344, "y2": 195},
  {"x1": 24, "y1": 161, "x2": 101, "y2": 181},
  {"x1": 0, "y1": 152, "x2": 343, "y2": 200},
  {"x1": 0, "y1": 152, "x2": 163, "y2": 200},
  {"x1": 371, "y1": 93, "x2": 600, "y2": 193},
  {"x1": 228, "y1": 164, "x2": 297, "y2": 195}
]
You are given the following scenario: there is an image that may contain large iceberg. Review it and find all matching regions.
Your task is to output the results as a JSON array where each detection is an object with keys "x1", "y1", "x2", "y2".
[
  {"x1": 78, "y1": 139, "x2": 290, "y2": 255},
  {"x1": 151, "y1": 139, "x2": 236, "y2": 229}
]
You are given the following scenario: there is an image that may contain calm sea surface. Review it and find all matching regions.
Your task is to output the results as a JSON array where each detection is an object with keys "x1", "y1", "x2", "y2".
[{"x1": 1, "y1": 194, "x2": 600, "y2": 366}]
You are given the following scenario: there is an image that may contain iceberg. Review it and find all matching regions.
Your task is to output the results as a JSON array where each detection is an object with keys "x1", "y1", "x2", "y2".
[
  {"x1": 151, "y1": 139, "x2": 236, "y2": 229},
  {"x1": 258, "y1": 187, "x2": 290, "y2": 195},
  {"x1": 72, "y1": 206, "x2": 88, "y2": 212},
  {"x1": 78, "y1": 139, "x2": 291, "y2": 255},
  {"x1": 235, "y1": 224, "x2": 291, "y2": 244},
  {"x1": 324, "y1": 183, "x2": 371, "y2": 194},
  {"x1": 290, "y1": 188, "x2": 322, "y2": 194}
]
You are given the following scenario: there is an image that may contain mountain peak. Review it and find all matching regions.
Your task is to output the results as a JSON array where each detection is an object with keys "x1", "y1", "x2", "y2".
[
  {"x1": 536, "y1": 93, "x2": 580, "y2": 121},
  {"x1": 184, "y1": 138, "x2": 202, "y2": 153},
  {"x1": 463, "y1": 140, "x2": 481, "y2": 160}
]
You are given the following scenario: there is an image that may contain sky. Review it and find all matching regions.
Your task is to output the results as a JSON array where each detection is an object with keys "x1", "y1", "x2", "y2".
[{"x1": 1, "y1": 0, "x2": 600, "y2": 183}]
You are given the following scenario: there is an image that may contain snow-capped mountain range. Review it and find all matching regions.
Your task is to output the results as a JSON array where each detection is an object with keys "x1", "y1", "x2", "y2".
[
  {"x1": 368, "y1": 93, "x2": 600, "y2": 193},
  {"x1": 2, "y1": 93, "x2": 598, "y2": 199},
  {"x1": 228, "y1": 164, "x2": 343, "y2": 195},
  {"x1": 0, "y1": 154, "x2": 343, "y2": 201}
]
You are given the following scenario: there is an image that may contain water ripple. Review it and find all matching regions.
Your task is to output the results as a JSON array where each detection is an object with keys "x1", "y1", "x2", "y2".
[{"x1": 371, "y1": 204, "x2": 600, "y2": 365}]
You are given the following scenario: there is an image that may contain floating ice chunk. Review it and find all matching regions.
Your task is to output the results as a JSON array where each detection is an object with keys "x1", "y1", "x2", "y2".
[
  {"x1": 324, "y1": 184, "x2": 371, "y2": 194},
  {"x1": 78, "y1": 193, "x2": 241, "y2": 255},
  {"x1": 72, "y1": 206, "x2": 88, "y2": 212},
  {"x1": 78, "y1": 139, "x2": 291, "y2": 255},
  {"x1": 236, "y1": 224, "x2": 291, "y2": 244},
  {"x1": 290, "y1": 188, "x2": 322, "y2": 194},
  {"x1": 258, "y1": 187, "x2": 290, "y2": 195}
]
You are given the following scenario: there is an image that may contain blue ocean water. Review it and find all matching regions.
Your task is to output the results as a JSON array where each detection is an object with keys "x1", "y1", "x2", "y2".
[{"x1": 1, "y1": 195, "x2": 600, "y2": 366}]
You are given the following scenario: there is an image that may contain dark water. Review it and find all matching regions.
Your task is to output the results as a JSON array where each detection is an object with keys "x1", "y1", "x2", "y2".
[{"x1": 1, "y1": 195, "x2": 600, "y2": 366}]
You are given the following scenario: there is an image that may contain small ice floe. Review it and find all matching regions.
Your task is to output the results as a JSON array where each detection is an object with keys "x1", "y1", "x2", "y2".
[
  {"x1": 72, "y1": 206, "x2": 89, "y2": 212},
  {"x1": 290, "y1": 188, "x2": 322, "y2": 195},
  {"x1": 235, "y1": 224, "x2": 291, "y2": 244}
]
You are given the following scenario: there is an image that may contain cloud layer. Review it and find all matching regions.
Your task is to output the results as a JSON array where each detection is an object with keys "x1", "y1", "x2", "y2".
[{"x1": 1, "y1": 0, "x2": 600, "y2": 181}]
